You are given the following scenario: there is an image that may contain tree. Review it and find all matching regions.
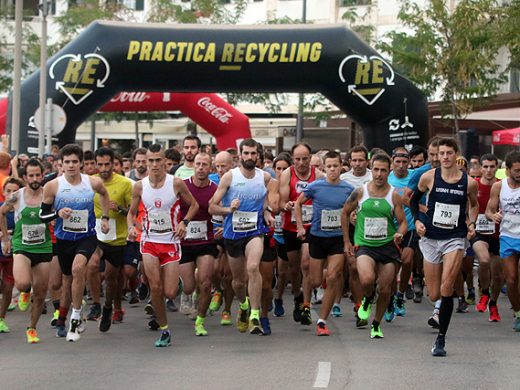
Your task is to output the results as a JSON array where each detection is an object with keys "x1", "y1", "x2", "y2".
[
  {"x1": 501, "y1": 0, "x2": 520, "y2": 71},
  {"x1": 377, "y1": 0, "x2": 507, "y2": 134},
  {"x1": 341, "y1": 0, "x2": 376, "y2": 44}
]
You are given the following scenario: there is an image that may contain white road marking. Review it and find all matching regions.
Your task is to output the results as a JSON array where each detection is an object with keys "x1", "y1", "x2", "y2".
[{"x1": 313, "y1": 361, "x2": 332, "y2": 388}]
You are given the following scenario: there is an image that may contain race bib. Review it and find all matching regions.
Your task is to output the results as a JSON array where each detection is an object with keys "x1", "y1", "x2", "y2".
[
  {"x1": 148, "y1": 211, "x2": 173, "y2": 234},
  {"x1": 63, "y1": 210, "x2": 89, "y2": 233},
  {"x1": 502, "y1": 214, "x2": 520, "y2": 236},
  {"x1": 185, "y1": 220, "x2": 208, "y2": 241},
  {"x1": 433, "y1": 203, "x2": 460, "y2": 229},
  {"x1": 95, "y1": 218, "x2": 117, "y2": 242},
  {"x1": 274, "y1": 214, "x2": 283, "y2": 234},
  {"x1": 475, "y1": 213, "x2": 495, "y2": 234},
  {"x1": 364, "y1": 217, "x2": 387, "y2": 240},
  {"x1": 321, "y1": 209, "x2": 342, "y2": 231},
  {"x1": 232, "y1": 211, "x2": 258, "y2": 233},
  {"x1": 21, "y1": 224, "x2": 46, "y2": 245},
  {"x1": 291, "y1": 205, "x2": 313, "y2": 224}
]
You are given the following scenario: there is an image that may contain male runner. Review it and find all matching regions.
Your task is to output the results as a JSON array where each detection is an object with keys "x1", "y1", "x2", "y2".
[
  {"x1": 342, "y1": 153, "x2": 407, "y2": 339},
  {"x1": 209, "y1": 138, "x2": 276, "y2": 335},
  {"x1": 486, "y1": 151, "x2": 520, "y2": 331},
  {"x1": 90, "y1": 147, "x2": 133, "y2": 332},
  {"x1": 279, "y1": 143, "x2": 324, "y2": 325},
  {"x1": 179, "y1": 152, "x2": 219, "y2": 336},
  {"x1": 171, "y1": 135, "x2": 201, "y2": 179},
  {"x1": 0, "y1": 159, "x2": 52, "y2": 343},
  {"x1": 410, "y1": 137, "x2": 478, "y2": 356},
  {"x1": 295, "y1": 151, "x2": 354, "y2": 336},
  {"x1": 471, "y1": 154, "x2": 503, "y2": 321},
  {"x1": 128, "y1": 144, "x2": 198, "y2": 347},
  {"x1": 387, "y1": 147, "x2": 417, "y2": 319},
  {"x1": 40, "y1": 144, "x2": 111, "y2": 342}
]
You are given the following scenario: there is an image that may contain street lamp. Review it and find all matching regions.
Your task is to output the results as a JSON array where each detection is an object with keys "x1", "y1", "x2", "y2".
[
  {"x1": 11, "y1": 0, "x2": 23, "y2": 154},
  {"x1": 38, "y1": 0, "x2": 49, "y2": 156},
  {"x1": 295, "y1": 0, "x2": 307, "y2": 143}
]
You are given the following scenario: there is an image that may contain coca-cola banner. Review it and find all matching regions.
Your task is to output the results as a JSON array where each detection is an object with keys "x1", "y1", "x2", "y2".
[
  {"x1": 101, "y1": 92, "x2": 250, "y2": 150},
  {"x1": 7, "y1": 21, "x2": 428, "y2": 153}
]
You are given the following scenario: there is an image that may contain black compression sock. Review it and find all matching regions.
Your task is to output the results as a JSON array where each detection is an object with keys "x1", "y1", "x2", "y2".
[
  {"x1": 439, "y1": 296, "x2": 454, "y2": 336},
  {"x1": 52, "y1": 300, "x2": 60, "y2": 311},
  {"x1": 482, "y1": 288, "x2": 490, "y2": 296}
]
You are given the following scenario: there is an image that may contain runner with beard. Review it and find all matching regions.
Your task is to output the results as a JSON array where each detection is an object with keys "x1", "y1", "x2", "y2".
[
  {"x1": 0, "y1": 160, "x2": 52, "y2": 343},
  {"x1": 127, "y1": 148, "x2": 148, "y2": 181},
  {"x1": 171, "y1": 135, "x2": 201, "y2": 179},
  {"x1": 209, "y1": 138, "x2": 276, "y2": 335}
]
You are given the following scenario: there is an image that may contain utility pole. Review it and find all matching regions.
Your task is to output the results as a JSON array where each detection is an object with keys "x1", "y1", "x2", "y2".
[
  {"x1": 38, "y1": 0, "x2": 49, "y2": 156},
  {"x1": 295, "y1": 0, "x2": 307, "y2": 143},
  {"x1": 11, "y1": 0, "x2": 23, "y2": 154}
]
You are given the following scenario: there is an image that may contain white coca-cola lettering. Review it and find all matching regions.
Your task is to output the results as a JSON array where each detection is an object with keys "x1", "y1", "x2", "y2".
[
  {"x1": 197, "y1": 97, "x2": 233, "y2": 124},
  {"x1": 110, "y1": 92, "x2": 150, "y2": 103}
]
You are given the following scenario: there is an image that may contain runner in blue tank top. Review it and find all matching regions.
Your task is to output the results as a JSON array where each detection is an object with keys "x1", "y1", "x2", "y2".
[
  {"x1": 295, "y1": 151, "x2": 354, "y2": 336},
  {"x1": 40, "y1": 144, "x2": 111, "y2": 343},
  {"x1": 410, "y1": 138, "x2": 478, "y2": 357},
  {"x1": 209, "y1": 138, "x2": 278, "y2": 336}
]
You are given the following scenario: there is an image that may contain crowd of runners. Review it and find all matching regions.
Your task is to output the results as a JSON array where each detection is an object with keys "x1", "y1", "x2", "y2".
[{"x1": 0, "y1": 134, "x2": 519, "y2": 357}]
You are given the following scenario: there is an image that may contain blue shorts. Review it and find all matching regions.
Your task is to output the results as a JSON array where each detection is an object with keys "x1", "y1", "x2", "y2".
[{"x1": 500, "y1": 236, "x2": 520, "y2": 258}]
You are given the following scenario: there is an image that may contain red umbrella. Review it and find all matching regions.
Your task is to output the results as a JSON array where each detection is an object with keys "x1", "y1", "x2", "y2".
[{"x1": 492, "y1": 127, "x2": 520, "y2": 146}]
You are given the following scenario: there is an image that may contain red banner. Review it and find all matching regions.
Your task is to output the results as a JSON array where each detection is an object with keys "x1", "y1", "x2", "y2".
[
  {"x1": 492, "y1": 128, "x2": 520, "y2": 146},
  {"x1": 0, "y1": 92, "x2": 251, "y2": 151}
]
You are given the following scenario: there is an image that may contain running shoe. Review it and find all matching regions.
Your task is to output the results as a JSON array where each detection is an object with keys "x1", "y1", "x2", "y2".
[
  {"x1": 8, "y1": 301, "x2": 16, "y2": 311},
  {"x1": 293, "y1": 294, "x2": 303, "y2": 323},
  {"x1": 513, "y1": 317, "x2": 520, "y2": 332},
  {"x1": 148, "y1": 317, "x2": 159, "y2": 331},
  {"x1": 166, "y1": 299, "x2": 178, "y2": 312},
  {"x1": 300, "y1": 305, "x2": 312, "y2": 325},
  {"x1": 358, "y1": 297, "x2": 371, "y2": 321},
  {"x1": 195, "y1": 318, "x2": 208, "y2": 336},
  {"x1": 209, "y1": 290, "x2": 223, "y2": 313},
  {"x1": 332, "y1": 304, "x2": 343, "y2": 318},
  {"x1": 356, "y1": 316, "x2": 368, "y2": 328},
  {"x1": 66, "y1": 319, "x2": 81, "y2": 342},
  {"x1": 431, "y1": 335, "x2": 447, "y2": 357},
  {"x1": 260, "y1": 317, "x2": 271, "y2": 336},
  {"x1": 138, "y1": 283, "x2": 149, "y2": 301},
  {"x1": 51, "y1": 309, "x2": 59, "y2": 327},
  {"x1": 476, "y1": 295, "x2": 490, "y2": 313},
  {"x1": 26, "y1": 328, "x2": 40, "y2": 344},
  {"x1": 87, "y1": 303, "x2": 101, "y2": 321},
  {"x1": 370, "y1": 323, "x2": 384, "y2": 339},
  {"x1": 0, "y1": 318, "x2": 10, "y2": 333},
  {"x1": 456, "y1": 298, "x2": 469, "y2": 313},
  {"x1": 316, "y1": 322, "x2": 330, "y2": 336},
  {"x1": 221, "y1": 311, "x2": 232, "y2": 326},
  {"x1": 99, "y1": 306, "x2": 112, "y2": 332},
  {"x1": 236, "y1": 306, "x2": 250, "y2": 333},
  {"x1": 18, "y1": 292, "x2": 30, "y2": 312},
  {"x1": 129, "y1": 290, "x2": 139, "y2": 305},
  {"x1": 273, "y1": 298, "x2": 285, "y2": 317},
  {"x1": 428, "y1": 312, "x2": 440, "y2": 329},
  {"x1": 55, "y1": 320, "x2": 67, "y2": 338},
  {"x1": 144, "y1": 301, "x2": 154, "y2": 316},
  {"x1": 384, "y1": 306, "x2": 395, "y2": 323},
  {"x1": 489, "y1": 305, "x2": 501, "y2": 322},
  {"x1": 466, "y1": 289, "x2": 476, "y2": 305},
  {"x1": 180, "y1": 292, "x2": 192, "y2": 315},
  {"x1": 405, "y1": 284, "x2": 414, "y2": 300},
  {"x1": 249, "y1": 317, "x2": 264, "y2": 335},
  {"x1": 394, "y1": 297, "x2": 406, "y2": 317},
  {"x1": 155, "y1": 330, "x2": 171, "y2": 347},
  {"x1": 412, "y1": 277, "x2": 423, "y2": 303},
  {"x1": 112, "y1": 309, "x2": 125, "y2": 324}
]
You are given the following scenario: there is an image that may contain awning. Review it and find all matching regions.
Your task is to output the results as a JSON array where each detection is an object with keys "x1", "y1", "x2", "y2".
[{"x1": 492, "y1": 127, "x2": 520, "y2": 146}]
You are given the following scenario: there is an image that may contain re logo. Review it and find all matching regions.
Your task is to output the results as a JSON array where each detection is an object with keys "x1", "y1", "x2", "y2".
[
  {"x1": 49, "y1": 52, "x2": 110, "y2": 105},
  {"x1": 338, "y1": 55, "x2": 395, "y2": 106}
]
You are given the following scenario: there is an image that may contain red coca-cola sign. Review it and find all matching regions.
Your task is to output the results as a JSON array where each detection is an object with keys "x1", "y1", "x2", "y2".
[{"x1": 197, "y1": 97, "x2": 233, "y2": 124}]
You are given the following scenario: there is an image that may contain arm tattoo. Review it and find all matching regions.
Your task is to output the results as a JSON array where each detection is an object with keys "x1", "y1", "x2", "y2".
[{"x1": 347, "y1": 188, "x2": 360, "y2": 206}]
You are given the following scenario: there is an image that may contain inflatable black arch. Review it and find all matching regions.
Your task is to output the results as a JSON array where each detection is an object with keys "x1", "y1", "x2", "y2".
[{"x1": 9, "y1": 21, "x2": 428, "y2": 153}]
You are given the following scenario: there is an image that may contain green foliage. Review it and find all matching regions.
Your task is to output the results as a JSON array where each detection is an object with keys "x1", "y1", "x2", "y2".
[
  {"x1": 341, "y1": 0, "x2": 375, "y2": 43},
  {"x1": 500, "y1": 0, "x2": 520, "y2": 70},
  {"x1": 377, "y1": 0, "x2": 508, "y2": 130}
]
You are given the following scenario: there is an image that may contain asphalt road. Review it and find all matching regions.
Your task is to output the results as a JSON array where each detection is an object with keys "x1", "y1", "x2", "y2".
[{"x1": 0, "y1": 290, "x2": 519, "y2": 390}]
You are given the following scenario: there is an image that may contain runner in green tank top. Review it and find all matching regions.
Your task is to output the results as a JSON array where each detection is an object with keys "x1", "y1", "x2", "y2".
[
  {"x1": 341, "y1": 153, "x2": 408, "y2": 339},
  {"x1": 0, "y1": 159, "x2": 52, "y2": 344}
]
